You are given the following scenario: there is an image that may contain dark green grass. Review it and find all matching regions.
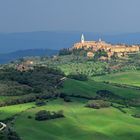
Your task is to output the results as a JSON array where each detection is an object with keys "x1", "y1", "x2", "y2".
[{"x1": 61, "y1": 79, "x2": 140, "y2": 99}]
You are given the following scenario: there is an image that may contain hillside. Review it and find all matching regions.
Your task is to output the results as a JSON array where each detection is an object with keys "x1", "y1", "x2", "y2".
[
  {"x1": 0, "y1": 54, "x2": 140, "y2": 140},
  {"x1": 61, "y1": 79, "x2": 140, "y2": 99},
  {"x1": 94, "y1": 71, "x2": 140, "y2": 87}
]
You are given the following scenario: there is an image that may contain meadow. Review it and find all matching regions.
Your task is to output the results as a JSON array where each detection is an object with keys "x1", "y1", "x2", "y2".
[
  {"x1": 0, "y1": 103, "x2": 34, "y2": 120},
  {"x1": 13, "y1": 99, "x2": 140, "y2": 140},
  {"x1": 0, "y1": 72, "x2": 140, "y2": 140},
  {"x1": 94, "y1": 70, "x2": 140, "y2": 87}
]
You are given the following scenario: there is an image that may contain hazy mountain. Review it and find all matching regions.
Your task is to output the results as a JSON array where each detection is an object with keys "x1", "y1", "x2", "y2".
[
  {"x1": 0, "y1": 49, "x2": 58, "y2": 64},
  {"x1": 0, "y1": 31, "x2": 140, "y2": 53}
]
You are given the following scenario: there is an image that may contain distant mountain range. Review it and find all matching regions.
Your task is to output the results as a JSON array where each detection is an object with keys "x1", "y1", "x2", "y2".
[
  {"x1": 0, "y1": 31, "x2": 140, "y2": 63},
  {"x1": 0, "y1": 31, "x2": 140, "y2": 53},
  {"x1": 0, "y1": 49, "x2": 58, "y2": 64}
]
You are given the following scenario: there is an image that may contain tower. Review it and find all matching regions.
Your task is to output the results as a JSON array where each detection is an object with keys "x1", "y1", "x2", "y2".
[
  {"x1": 99, "y1": 38, "x2": 102, "y2": 42},
  {"x1": 81, "y1": 34, "x2": 85, "y2": 43}
]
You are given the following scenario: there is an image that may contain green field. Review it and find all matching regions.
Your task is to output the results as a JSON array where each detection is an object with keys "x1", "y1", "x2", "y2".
[
  {"x1": 61, "y1": 79, "x2": 140, "y2": 99},
  {"x1": 0, "y1": 69, "x2": 140, "y2": 140},
  {"x1": 94, "y1": 71, "x2": 140, "y2": 87},
  {"x1": 14, "y1": 99, "x2": 140, "y2": 140},
  {"x1": 0, "y1": 103, "x2": 34, "y2": 120}
]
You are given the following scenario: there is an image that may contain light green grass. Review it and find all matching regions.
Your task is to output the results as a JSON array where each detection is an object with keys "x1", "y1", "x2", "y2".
[
  {"x1": 14, "y1": 99, "x2": 140, "y2": 140},
  {"x1": 94, "y1": 71, "x2": 140, "y2": 87},
  {"x1": 2, "y1": 71, "x2": 140, "y2": 140},
  {"x1": 61, "y1": 79, "x2": 140, "y2": 99},
  {"x1": 0, "y1": 103, "x2": 34, "y2": 120}
]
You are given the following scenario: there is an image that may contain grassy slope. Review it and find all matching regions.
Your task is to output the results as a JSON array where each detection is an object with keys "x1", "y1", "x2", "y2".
[
  {"x1": 14, "y1": 99, "x2": 140, "y2": 140},
  {"x1": 61, "y1": 79, "x2": 140, "y2": 99},
  {"x1": 0, "y1": 103, "x2": 34, "y2": 120},
  {"x1": 1, "y1": 70, "x2": 140, "y2": 140},
  {"x1": 94, "y1": 71, "x2": 140, "y2": 87}
]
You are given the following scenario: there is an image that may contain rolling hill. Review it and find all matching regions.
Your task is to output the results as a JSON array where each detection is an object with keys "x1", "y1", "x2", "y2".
[{"x1": 0, "y1": 49, "x2": 58, "y2": 64}]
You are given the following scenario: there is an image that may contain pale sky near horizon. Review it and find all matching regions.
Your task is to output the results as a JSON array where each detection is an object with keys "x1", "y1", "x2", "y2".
[{"x1": 0, "y1": 0, "x2": 140, "y2": 34}]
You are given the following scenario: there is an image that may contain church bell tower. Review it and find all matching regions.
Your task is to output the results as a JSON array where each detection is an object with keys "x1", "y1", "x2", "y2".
[{"x1": 81, "y1": 34, "x2": 85, "y2": 43}]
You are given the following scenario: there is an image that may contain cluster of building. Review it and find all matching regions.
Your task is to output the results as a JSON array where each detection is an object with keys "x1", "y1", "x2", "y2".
[
  {"x1": 73, "y1": 34, "x2": 140, "y2": 58},
  {"x1": 16, "y1": 60, "x2": 34, "y2": 71}
]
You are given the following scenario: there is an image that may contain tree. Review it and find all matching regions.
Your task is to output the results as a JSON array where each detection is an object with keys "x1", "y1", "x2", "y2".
[
  {"x1": 86, "y1": 100, "x2": 111, "y2": 109},
  {"x1": 94, "y1": 49, "x2": 108, "y2": 60},
  {"x1": 35, "y1": 110, "x2": 64, "y2": 121},
  {"x1": 59, "y1": 49, "x2": 72, "y2": 56},
  {"x1": 67, "y1": 73, "x2": 88, "y2": 81}
]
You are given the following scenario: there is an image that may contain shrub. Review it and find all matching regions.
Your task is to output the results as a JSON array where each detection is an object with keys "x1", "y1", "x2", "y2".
[
  {"x1": 35, "y1": 110, "x2": 48, "y2": 121},
  {"x1": 35, "y1": 100, "x2": 46, "y2": 106},
  {"x1": 67, "y1": 74, "x2": 88, "y2": 81},
  {"x1": 96, "y1": 90, "x2": 114, "y2": 98},
  {"x1": 35, "y1": 110, "x2": 64, "y2": 121},
  {"x1": 27, "y1": 116, "x2": 32, "y2": 119},
  {"x1": 111, "y1": 104, "x2": 127, "y2": 113},
  {"x1": 51, "y1": 110, "x2": 64, "y2": 119},
  {"x1": 129, "y1": 99, "x2": 140, "y2": 107},
  {"x1": 64, "y1": 96, "x2": 71, "y2": 102},
  {"x1": 3, "y1": 127, "x2": 21, "y2": 140},
  {"x1": 59, "y1": 48, "x2": 72, "y2": 56},
  {"x1": 132, "y1": 114, "x2": 140, "y2": 118},
  {"x1": 86, "y1": 100, "x2": 111, "y2": 109},
  {"x1": 96, "y1": 90, "x2": 124, "y2": 102},
  {"x1": 94, "y1": 49, "x2": 108, "y2": 60}
]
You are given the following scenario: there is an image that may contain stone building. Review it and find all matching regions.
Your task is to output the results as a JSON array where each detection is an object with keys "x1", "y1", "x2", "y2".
[{"x1": 87, "y1": 52, "x2": 94, "y2": 58}]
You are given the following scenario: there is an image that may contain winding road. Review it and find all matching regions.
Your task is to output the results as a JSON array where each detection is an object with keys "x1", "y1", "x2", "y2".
[
  {"x1": 0, "y1": 122, "x2": 6, "y2": 131},
  {"x1": 55, "y1": 77, "x2": 67, "y2": 88}
]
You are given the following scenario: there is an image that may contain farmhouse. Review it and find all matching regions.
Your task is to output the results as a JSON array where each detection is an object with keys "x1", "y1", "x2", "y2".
[
  {"x1": 16, "y1": 60, "x2": 34, "y2": 71},
  {"x1": 87, "y1": 51, "x2": 94, "y2": 58}
]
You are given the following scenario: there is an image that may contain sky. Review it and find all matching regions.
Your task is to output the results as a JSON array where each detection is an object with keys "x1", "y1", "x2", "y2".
[{"x1": 0, "y1": 0, "x2": 140, "y2": 34}]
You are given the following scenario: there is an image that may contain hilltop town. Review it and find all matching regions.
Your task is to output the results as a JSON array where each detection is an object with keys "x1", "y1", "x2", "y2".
[
  {"x1": 73, "y1": 34, "x2": 140, "y2": 58},
  {"x1": 15, "y1": 35, "x2": 140, "y2": 71}
]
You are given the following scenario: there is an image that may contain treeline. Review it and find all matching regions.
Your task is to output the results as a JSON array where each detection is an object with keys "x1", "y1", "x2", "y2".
[
  {"x1": 0, "y1": 93, "x2": 58, "y2": 107},
  {"x1": 0, "y1": 66, "x2": 64, "y2": 95},
  {"x1": 0, "y1": 66, "x2": 64, "y2": 106},
  {"x1": 59, "y1": 48, "x2": 108, "y2": 59},
  {"x1": 0, "y1": 127, "x2": 21, "y2": 140}
]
